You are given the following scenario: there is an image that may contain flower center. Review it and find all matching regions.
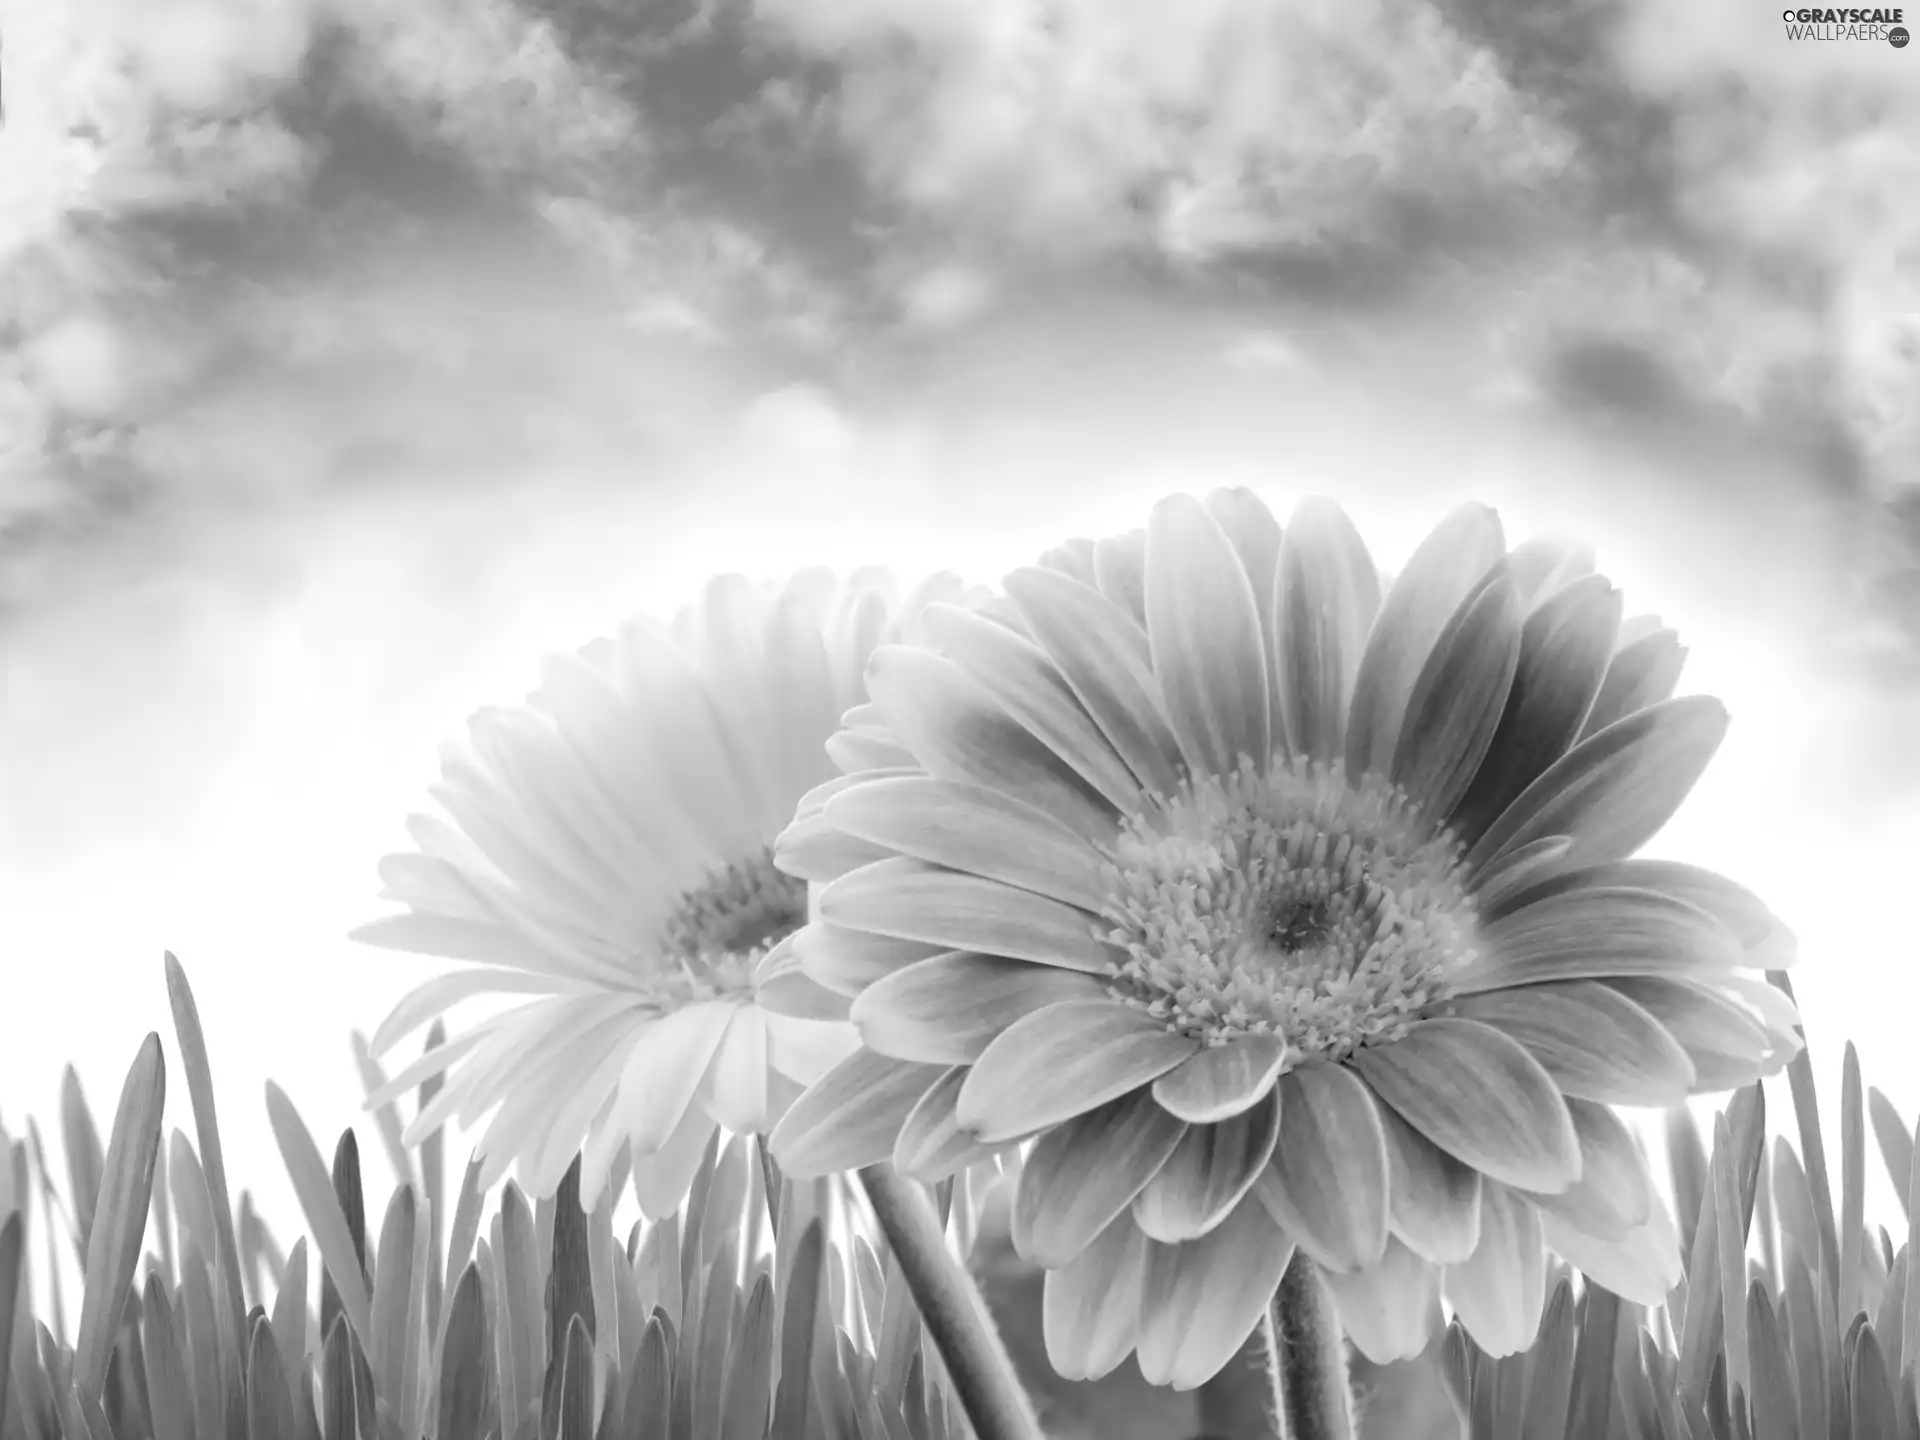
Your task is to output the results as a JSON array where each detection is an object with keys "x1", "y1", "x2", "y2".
[
  {"x1": 1099, "y1": 756, "x2": 1479, "y2": 1061},
  {"x1": 654, "y1": 848, "x2": 808, "y2": 1004}
]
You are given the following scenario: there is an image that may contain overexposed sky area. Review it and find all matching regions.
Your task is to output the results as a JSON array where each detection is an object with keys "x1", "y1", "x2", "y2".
[{"x1": 2, "y1": 0, "x2": 1918, "y2": 1313}]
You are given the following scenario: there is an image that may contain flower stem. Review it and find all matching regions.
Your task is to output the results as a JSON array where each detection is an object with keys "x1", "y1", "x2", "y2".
[
  {"x1": 855, "y1": 1165, "x2": 1046, "y2": 1440},
  {"x1": 1271, "y1": 1249, "x2": 1358, "y2": 1440}
]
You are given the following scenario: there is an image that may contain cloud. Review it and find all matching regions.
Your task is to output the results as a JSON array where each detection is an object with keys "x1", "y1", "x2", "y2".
[
  {"x1": 894, "y1": 262, "x2": 996, "y2": 331},
  {"x1": 1608, "y1": 0, "x2": 1920, "y2": 472},
  {"x1": 748, "y1": 0, "x2": 1578, "y2": 263}
]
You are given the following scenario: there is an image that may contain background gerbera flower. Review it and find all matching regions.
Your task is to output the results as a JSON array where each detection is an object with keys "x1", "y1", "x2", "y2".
[
  {"x1": 767, "y1": 490, "x2": 1804, "y2": 1389},
  {"x1": 353, "y1": 567, "x2": 971, "y2": 1214}
]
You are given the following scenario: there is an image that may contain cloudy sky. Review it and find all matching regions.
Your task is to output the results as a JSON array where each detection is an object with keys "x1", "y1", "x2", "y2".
[{"x1": 3, "y1": 0, "x2": 1919, "y2": 1281}]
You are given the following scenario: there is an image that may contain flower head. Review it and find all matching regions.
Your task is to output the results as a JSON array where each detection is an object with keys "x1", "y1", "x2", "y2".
[
  {"x1": 356, "y1": 567, "x2": 972, "y2": 1214},
  {"x1": 766, "y1": 492, "x2": 1802, "y2": 1388}
]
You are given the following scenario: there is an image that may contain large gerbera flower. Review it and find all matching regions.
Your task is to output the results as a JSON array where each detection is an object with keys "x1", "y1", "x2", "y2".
[
  {"x1": 766, "y1": 493, "x2": 1802, "y2": 1388},
  {"x1": 355, "y1": 568, "x2": 971, "y2": 1214}
]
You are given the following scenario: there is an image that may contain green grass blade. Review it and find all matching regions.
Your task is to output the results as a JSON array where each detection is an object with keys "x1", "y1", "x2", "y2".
[
  {"x1": 1747, "y1": 1279, "x2": 1795, "y2": 1440},
  {"x1": 106, "y1": 1312, "x2": 147, "y2": 1440},
  {"x1": 623, "y1": 1315, "x2": 672, "y2": 1440},
  {"x1": 246, "y1": 1314, "x2": 299, "y2": 1440},
  {"x1": 403, "y1": 1192, "x2": 433, "y2": 1440},
  {"x1": 58, "y1": 1068, "x2": 105, "y2": 1259},
  {"x1": 167, "y1": 1132, "x2": 217, "y2": 1295},
  {"x1": 634, "y1": 1215, "x2": 681, "y2": 1334},
  {"x1": 545, "y1": 1157, "x2": 595, "y2": 1419},
  {"x1": 237, "y1": 1192, "x2": 267, "y2": 1311},
  {"x1": 1773, "y1": 972, "x2": 1842, "y2": 1310},
  {"x1": 1878, "y1": 1249, "x2": 1908, "y2": 1377},
  {"x1": 611, "y1": 1247, "x2": 644, "y2": 1382},
  {"x1": 180, "y1": 1253, "x2": 225, "y2": 1439},
  {"x1": 552, "y1": 1314, "x2": 593, "y2": 1440},
  {"x1": 319, "y1": 1317, "x2": 354, "y2": 1440},
  {"x1": 150, "y1": 1140, "x2": 176, "y2": 1296},
  {"x1": 1904, "y1": 1119, "x2": 1920, "y2": 1396},
  {"x1": 692, "y1": 1254, "x2": 734, "y2": 1438},
  {"x1": 679, "y1": 1133, "x2": 722, "y2": 1301},
  {"x1": 328, "y1": 1132, "x2": 370, "y2": 1287},
  {"x1": 1566, "y1": 1283, "x2": 1621, "y2": 1440},
  {"x1": 442, "y1": 1155, "x2": 486, "y2": 1345},
  {"x1": 721, "y1": 1273, "x2": 775, "y2": 1440},
  {"x1": 500, "y1": 1182, "x2": 543, "y2": 1425},
  {"x1": 270, "y1": 1239, "x2": 308, "y2": 1401},
  {"x1": 1755, "y1": 1138, "x2": 1780, "y2": 1290},
  {"x1": 1715, "y1": 1113, "x2": 1752, "y2": 1411},
  {"x1": 294, "y1": 1362, "x2": 322, "y2": 1440},
  {"x1": 851, "y1": 1237, "x2": 883, "y2": 1353},
  {"x1": 438, "y1": 1264, "x2": 493, "y2": 1440},
  {"x1": 25, "y1": 1121, "x2": 73, "y2": 1340},
  {"x1": 370, "y1": 1185, "x2": 416, "y2": 1421},
  {"x1": 488, "y1": 1220, "x2": 520, "y2": 1434},
  {"x1": 1772, "y1": 1141, "x2": 1820, "y2": 1281},
  {"x1": 1843, "y1": 1043, "x2": 1868, "y2": 1327},
  {"x1": 772, "y1": 1220, "x2": 824, "y2": 1440},
  {"x1": 0, "y1": 1213, "x2": 21, "y2": 1434},
  {"x1": 139, "y1": 1275, "x2": 194, "y2": 1440},
  {"x1": 1871, "y1": 1090, "x2": 1915, "y2": 1225},
  {"x1": 1781, "y1": 1252, "x2": 1828, "y2": 1440},
  {"x1": 421, "y1": 1020, "x2": 448, "y2": 1342},
  {"x1": 164, "y1": 954, "x2": 251, "y2": 1376},
  {"x1": 74, "y1": 1034, "x2": 166, "y2": 1403},
  {"x1": 264, "y1": 1086, "x2": 374, "y2": 1347},
  {"x1": 585, "y1": 1167, "x2": 618, "y2": 1392},
  {"x1": 1854, "y1": 1322, "x2": 1898, "y2": 1437},
  {"x1": 212, "y1": 1240, "x2": 249, "y2": 1440},
  {"x1": 1519, "y1": 1275, "x2": 1577, "y2": 1436}
]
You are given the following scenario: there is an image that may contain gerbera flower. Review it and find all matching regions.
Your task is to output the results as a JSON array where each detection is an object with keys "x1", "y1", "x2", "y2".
[
  {"x1": 766, "y1": 492, "x2": 1802, "y2": 1388},
  {"x1": 354, "y1": 568, "x2": 971, "y2": 1214}
]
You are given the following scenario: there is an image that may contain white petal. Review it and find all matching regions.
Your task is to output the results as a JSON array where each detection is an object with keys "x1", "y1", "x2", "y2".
[
  {"x1": 862, "y1": 644, "x2": 1119, "y2": 843},
  {"x1": 851, "y1": 952, "x2": 1105, "y2": 1064},
  {"x1": 1144, "y1": 494, "x2": 1272, "y2": 779},
  {"x1": 767, "y1": 1048, "x2": 946, "y2": 1178},
  {"x1": 1441, "y1": 1185, "x2": 1548, "y2": 1357},
  {"x1": 1324, "y1": 1237, "x2": 1445, "y2": 1364},
  {"x1": 1015, "y1": 1093, "x2": 1187, "y2": 1266},
  {"x1": 707, "y1": 1005, "x2": 771, "y2": 1134},
  {"x1": 1004, "y1": 565, "x2": 1185, "y2": 799},
  {"x1": 1042, "y1": 1215, "x2": 1151, "y2": 1382},
  {"x1": 1149, "y1": 1036, "x2": 1289, "y2": 1125},
  {"x1": 1135, "y1": 1196, "x2": 1295, "y2": 1390},
  {"x1": 1345, "y1": 502, "x2": 1505, "y2": 781},
  {"x1": 1255, "y1": 1061, "x2": 1390, "y2": 1272},
  {"x1": 1465, "y1": 695, "x2": 1730, "y2": 880},
  {"x1": 610, "y1": 1001, "x2": 734, "y2": 1156},
  {"x1": 921, "y1": 602, "x2": 1145, "y2": 812},
  {"x1": 818, "y1": 859, "x2": 1114, "y2": 972},
  {"x1": 630, "y1": 1104, "x2": 719, "y2": 1221},
  {"x1": 1271, "y1": 496, "x2": 1380, "y2": 764},
  {"x1": 956, "y1": 1000, "x2": 1199, "y2": 1144},
  {"x1": 1349, "y1": 1019, "x2": 1581, "y2": 1195},
  {"x1": 763, "y1": 1012, "x2": 860, "y2": 1084},
  {"x1": 1388, "y1": 573, "x2": 1522, "y2": 824},
  {"x1": 823, "y1": 774, "x2": 1111, "y2": 913}
]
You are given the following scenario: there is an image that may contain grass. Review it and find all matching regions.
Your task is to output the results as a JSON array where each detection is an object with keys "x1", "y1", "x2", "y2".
[{"x1": 5, "y1": 960, "x2": 1919, "y2": 1439}]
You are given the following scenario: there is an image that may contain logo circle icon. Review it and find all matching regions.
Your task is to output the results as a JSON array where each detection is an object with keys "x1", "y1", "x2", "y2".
[{"x1": 1893, "y1": 23, "x2": 1911, "y2": 44}]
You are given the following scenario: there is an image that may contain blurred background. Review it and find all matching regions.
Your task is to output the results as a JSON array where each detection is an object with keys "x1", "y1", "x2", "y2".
[{"x1": 1, "y1": 0, "x2": 1916, "y2": 1429}]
